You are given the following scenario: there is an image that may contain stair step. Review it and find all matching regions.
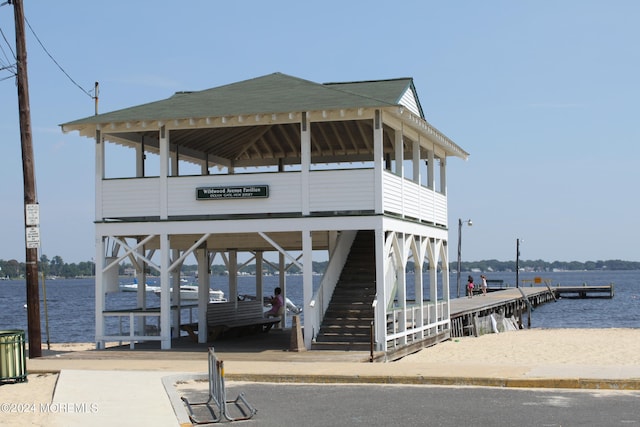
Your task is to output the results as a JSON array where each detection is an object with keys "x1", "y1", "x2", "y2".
[
  {"x1": 311, "y1": 342, "x2": 371, "y2": 351},
  {"x1": 319, "y1": 322, "x2": 372, "y2": 330},
  {"x1": 324, "y1": 309, "x2": 373, "y2": 315},
  {"x1": 315, "y1": 336, "x2": 369, "y2": 344},
  {"x1": 325, "y1": 305, "x2": 374, "y2": 312},
  {"x1": 315, "y1": 332, "x2": 370, "y2": 340},
  {"x1": 324, "y1": 313, "x2": 373, "y2": 319}
]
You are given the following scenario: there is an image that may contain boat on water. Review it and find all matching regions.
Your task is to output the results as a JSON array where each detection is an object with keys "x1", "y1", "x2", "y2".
[
  {"x1": 153, "y1": 285, "x2": 227, "y2": 303},
  {"x1": 119, "y1": 279, "x2": 160, "y2": 293}
]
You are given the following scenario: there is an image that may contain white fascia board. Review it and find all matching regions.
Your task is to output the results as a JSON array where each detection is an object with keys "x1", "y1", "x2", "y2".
[{"x1": 94, "y1": 215, "x2": 384, "y2": 237}]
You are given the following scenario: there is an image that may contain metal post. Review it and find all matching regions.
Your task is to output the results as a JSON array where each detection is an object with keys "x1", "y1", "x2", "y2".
[
  {"x1": 456, "y1": 219, "x2": 472, "y2": 298},
  {"x1": 457, "y1": 219, "x2": 462, "y2": 298},
  {"x1": 516, "y1": 238, "x2": 520, "y2": 288}
]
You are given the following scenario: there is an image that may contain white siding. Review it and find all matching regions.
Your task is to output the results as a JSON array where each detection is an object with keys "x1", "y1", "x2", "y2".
[
  {"x1": 399, "y1": 88, "x2": 421, "y2": 117},
  {"x1": 382, "y1": 173, "x2": 403, "y2": 213},
  {"x1": 309, "y1": 169, "x2": 375, "y2": 212},
  {"x1": 102, "y1": 178, "x2": 160, "y2": 218},
  {"x1": 167, "y1": 173, "x2": 302, "y2": 216}
]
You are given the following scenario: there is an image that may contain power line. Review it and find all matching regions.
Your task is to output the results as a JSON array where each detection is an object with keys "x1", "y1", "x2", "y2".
[
  {"x1": 24, "y1": 15, "x2": 94, "y2": 99},
  {"x1": 0, "y1": 24, "x2": 16, "y2": 74}
]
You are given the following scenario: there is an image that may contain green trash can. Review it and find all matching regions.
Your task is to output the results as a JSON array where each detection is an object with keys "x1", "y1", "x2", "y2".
[{"x1": 0, "y1": 330, "x2": 27, "y2": 383}]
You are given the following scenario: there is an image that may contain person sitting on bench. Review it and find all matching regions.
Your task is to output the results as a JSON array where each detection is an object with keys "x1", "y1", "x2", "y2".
[{"x1": 265, "y1": 287, "x2": 284, "y2": 318}]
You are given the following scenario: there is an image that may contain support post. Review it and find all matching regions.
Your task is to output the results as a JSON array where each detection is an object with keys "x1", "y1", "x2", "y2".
[{"x1": 13, "y1": 0, "x2": 41, "y2": 358}]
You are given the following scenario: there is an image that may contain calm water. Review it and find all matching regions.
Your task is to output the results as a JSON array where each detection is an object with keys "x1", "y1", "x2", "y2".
[{"x1": 0, "y1": 270, "x2": 638, "y2": 342}]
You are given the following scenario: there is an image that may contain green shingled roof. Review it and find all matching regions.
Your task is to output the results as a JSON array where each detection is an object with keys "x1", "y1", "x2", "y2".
[{"x1": 63, "y1": 73, "x2": 416, "y2": 127}]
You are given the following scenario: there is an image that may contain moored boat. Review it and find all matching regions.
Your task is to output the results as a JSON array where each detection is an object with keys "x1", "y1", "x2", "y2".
[
  {"x1": 153, "y1": 285, "x2": 226, "y2": 303},
  {"x1": 119, "y1": 279, "x2": 160, "y2": 293}
]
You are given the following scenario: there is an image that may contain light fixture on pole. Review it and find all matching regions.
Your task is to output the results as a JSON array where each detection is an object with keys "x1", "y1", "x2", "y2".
[{"x1": 456, "y1": 218, "x2": 472, "y2": 298}]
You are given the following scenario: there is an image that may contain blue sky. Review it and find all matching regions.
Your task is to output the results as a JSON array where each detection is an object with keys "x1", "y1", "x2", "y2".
[{"x1": 0, "y1": 1, "x2": 638, "y2": 264}]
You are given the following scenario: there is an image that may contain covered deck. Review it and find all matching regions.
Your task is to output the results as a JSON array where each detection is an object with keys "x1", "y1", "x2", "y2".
[{"x1": 61, "y1": 73, "x2": 468, "y2": 354}]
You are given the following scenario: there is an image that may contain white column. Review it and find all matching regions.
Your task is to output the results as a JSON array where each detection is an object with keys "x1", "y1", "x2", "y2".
[
  {"x1": 413, "y1": 139, "x2": 422, "y2": 222},
  {"x1": 429, "y1": 238, "x2": 439, "y2": 332},
  {"x1": 135, "y1": 244, "x2": 146, "y2": 336},
  {"x1": 395, "y1": 128, "x2": 405, "y2": 218},
  {"x1": 374, "y1": 227, "x2": 386, "y2": 351},
  {"x1": 301, "y1": 112, "x2": 311, "y2": 216},
  {"x1": 373, "y1": 110, "x2": 384, "y2": 214},
  {"x1": 159, "y1": 126, "x2": 169, "y2": 220},
  {"x1": 94, "y1": 130, "x2": 103, "y2": 222},
  {"x1": 440, "y1": 238, "x2": 450, "y2": 326},
  {"x1": 397, "y1": 234, "x2": 407, "y2": 345},
  {"x1": 302, "y1": 229, "x2": 313, "y2": 348},
  {"x1": 229, "y1": 250, "x2": 238, "y2": 304},
  {"x1": 440, "y1": 157, "x2": 447, "y2": 196},
  {"x1": 413, "y1": 138, "x2": 421, "y2": 184},
  {"x1": 278, "y1": 252, "x2": 286, "y2": 327},
  {"x1": 95, "y1": 237, "x2": 105, "y2": 349},
  {"x1": 196, "y1": 248, "x2": 209, "y2": 343},
  {"x1": 160, "y1": 233, "x2": 171, "y2": 349},
  {"x1": 256, "y1": 251, "x2": 264, "y2": 304},
  {"x1": 427, "y1": 149, "x2": 435, "y2": 190},
  {"x1": 414, "y1": 236, "x2": 425, "y2": 339},
  {"x1": 171, "y1": 252, "x2": 182, "y2": 337},
  {"x1": 394, "y1": 127, "x2": 403, "y2": 177}
]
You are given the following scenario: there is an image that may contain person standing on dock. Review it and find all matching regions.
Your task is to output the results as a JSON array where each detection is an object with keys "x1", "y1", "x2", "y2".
[
  {"x1": 480, "y1": 275, "x2": 488, "y2": 296},
  {"x1": 467, "y1": 276, "x2": 475, "y2": 298}
]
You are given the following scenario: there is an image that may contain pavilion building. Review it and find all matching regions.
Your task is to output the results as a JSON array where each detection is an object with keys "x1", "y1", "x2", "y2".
[{"x1": 61, "y1": 73, "x2": 468, "y2": 357}]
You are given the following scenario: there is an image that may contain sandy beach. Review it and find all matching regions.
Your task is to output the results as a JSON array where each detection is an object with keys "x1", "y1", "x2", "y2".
[
  {"x1": 1, "y1": 328, "x2": 639, "y2": 426},
  {"x1": 399, "y1": 328, "x2": 640, "y2": 366}
]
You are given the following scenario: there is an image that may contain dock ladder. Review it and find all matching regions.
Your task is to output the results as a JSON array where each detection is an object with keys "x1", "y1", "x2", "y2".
[{"x1": 181, "y1": 347, "x2": 257, "y2": 424}]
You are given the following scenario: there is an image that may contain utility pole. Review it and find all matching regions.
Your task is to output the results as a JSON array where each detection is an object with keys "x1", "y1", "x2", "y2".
[{"x1": 13, "y1": 0, "x2": 42, "y2": 358}]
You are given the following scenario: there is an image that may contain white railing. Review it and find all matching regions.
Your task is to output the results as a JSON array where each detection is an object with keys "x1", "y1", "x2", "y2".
[
  {"x1": 99, "y1": 169, "x2": 446, "y2": 226},
  {"x1": 382, "y1": 172, "x2": 447, "y2": 226},
  {"x1": 385, "y1": 300, "x2": 449, "y2": 347}
]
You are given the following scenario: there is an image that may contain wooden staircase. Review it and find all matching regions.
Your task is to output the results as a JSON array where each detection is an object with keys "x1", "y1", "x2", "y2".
[{"x1": 312, "y1": 230, "x2": 376, "y2": 351}]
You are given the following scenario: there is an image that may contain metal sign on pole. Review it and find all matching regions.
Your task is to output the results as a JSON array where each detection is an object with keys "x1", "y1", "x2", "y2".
[{"x1": 25, "y1": 203, "x2": 39, "y2": 226}]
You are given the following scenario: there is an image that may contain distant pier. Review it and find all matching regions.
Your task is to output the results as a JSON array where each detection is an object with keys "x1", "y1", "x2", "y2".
[
  {"x1": 553, "y1": 284, "x2": 614, "y2": 299},
  {"x1": 450, "y1": 283, "x2": 614, "y2": 337}
]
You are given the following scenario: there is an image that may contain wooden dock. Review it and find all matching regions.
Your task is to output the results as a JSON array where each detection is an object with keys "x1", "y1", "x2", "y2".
[
  {"x1": 553, "y1": 284, "x2": 614, "y2": 299},
  {"x1": 449, "y1": 283, "x2": 614, "y2": 337}
]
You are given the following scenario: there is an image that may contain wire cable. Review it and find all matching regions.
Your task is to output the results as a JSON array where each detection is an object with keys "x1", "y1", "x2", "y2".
[
  {"x1": 0, "y1": 24, "x2": 16, "y2": 70},
  {"x1": 24, "y1": 15, "x2": 94, "y2": 99}
]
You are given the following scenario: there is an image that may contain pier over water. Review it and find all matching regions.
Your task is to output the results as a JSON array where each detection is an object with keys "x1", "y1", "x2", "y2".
[{"x1": 450, "y1": 284, "x2": 614, "y2": 337}]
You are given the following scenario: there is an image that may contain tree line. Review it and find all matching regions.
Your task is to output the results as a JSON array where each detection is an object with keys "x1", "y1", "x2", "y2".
[{"x1": 1, "y1": 256, "x2": 638, "y2": 280}]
